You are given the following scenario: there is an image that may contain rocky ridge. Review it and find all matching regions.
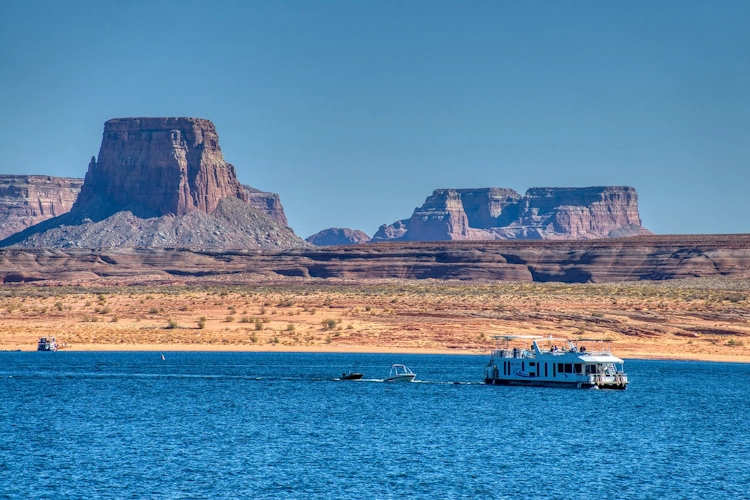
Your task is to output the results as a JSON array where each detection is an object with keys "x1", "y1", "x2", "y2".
[
  {"x1": 306, "y1": 228, "x2": 371, "y2": 246},
  {"x1": 1, "y1": 235, "x2": 748, "y2": 284},
  {"x1": 1, "y1": 118, "x2": 306, "y2": 250},
  {"x1": 373, "y1": 186, "x2": 651, "y2": 241},
  {"x1": 0, "y1": 176, "x2": 83, "y2": 240}
]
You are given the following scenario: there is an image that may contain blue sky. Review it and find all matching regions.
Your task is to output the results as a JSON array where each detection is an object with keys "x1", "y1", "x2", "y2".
[{"x1": 1, "y1": 0, "x2": 748, "y2": 238}]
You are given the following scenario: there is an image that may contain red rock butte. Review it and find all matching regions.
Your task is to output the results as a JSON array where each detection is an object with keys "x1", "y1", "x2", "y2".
[{"x1": 75, "y1": 117, "x2": 248, "y2": 216}]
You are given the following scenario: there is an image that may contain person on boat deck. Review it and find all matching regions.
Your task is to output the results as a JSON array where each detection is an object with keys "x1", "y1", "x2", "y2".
[{"x1": 580, "y1": 346, "x2": 586, "y2": 353}]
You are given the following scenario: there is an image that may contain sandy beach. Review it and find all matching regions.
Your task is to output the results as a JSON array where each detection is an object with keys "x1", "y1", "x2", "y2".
[{"x1": 1, "y1": 276, "x2": 748, "y2": 363}]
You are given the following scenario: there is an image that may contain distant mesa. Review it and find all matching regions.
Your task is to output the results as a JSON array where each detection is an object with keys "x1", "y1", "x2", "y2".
[
  {"x1": 371, "y1": 186, "x2": 652, "y2": 242},
  {"x1": 0, "y1": 118, "x2": 306, "y2": 250},
  {"x1": 306, "y1": 228, "x2": 371, "y2": 246},
  {"x1": 0, "y1": 175, "x2": 83, "y2": 240}
]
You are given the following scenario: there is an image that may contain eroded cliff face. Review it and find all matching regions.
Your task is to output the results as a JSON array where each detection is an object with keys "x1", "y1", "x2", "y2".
[
  {"x1": 1, "y1": 118, "x2": 307, "y2": 250},
  {"x1": 243, "y1": 186, "x2": 288, "y2": 226},
  {"x1": 372, "y1": 186, "x2": 651, "y2": 241},
  {"x1": 0, "y1": 176, "x2": 83, "y2": 240},
  {"x1": 306, "y1": 228, "x2": 371, "y2": 246},
  {"x1": 75, "y1": 118, "x2": 248, "y2": 217}
]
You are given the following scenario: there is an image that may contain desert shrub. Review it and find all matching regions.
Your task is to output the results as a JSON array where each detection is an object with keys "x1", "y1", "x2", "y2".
[
  {"x1": 225, "y1": 316, "x2": 235, "y2": 322},
  {"x1": 365, "y1": 306, "x2": 371, "y2": 312},
  {"x1": 149, "y1": 307, "x2": 159, "y2": 314},
  {"x1": 239, "y1": 316, "x2": 253, "y2": 323},
  {"x1": 278, "y1": 299, "x2": 294, "y2": 307},
  {"x1": 286, "y1": 324, "x2": 295, "y2": 332},
  {"x1": 726, "y1": 339, "x2": 744, "y2": 347},
  {"x1": 197, "y1": 317, "x2": 206, "y2": 329},
  {"x1": 254, "y1": 319, "x2": 263, "y2": 331},
  {"x1": 166, "y1": 319, "x2": 178, "y2": 329},
  {"x1": 322, "y1": 319, "x2": 338, "y2": 330},
  {"x1": 110, "y1": 315, "x2": 119, "y2": 323},
  {"x1": 55, "y1": 301, "x2": 64, "y2": 311}
]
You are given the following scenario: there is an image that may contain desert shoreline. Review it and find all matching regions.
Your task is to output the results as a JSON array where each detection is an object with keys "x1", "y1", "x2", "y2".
[{"x1": 7, "y1": 344, "x2": 749, "y2": 364}]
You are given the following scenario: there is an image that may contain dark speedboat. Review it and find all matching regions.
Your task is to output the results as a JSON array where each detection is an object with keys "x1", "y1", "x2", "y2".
[{"x1": 341, "y1": 371, "x2": 363, "y2": 380}]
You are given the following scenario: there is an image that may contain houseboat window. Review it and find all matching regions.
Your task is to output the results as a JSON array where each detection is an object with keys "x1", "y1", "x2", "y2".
[
  {"x1": 557, "y1": 363, "x2": 564, "y2": 372},
  {"x1": 545, "y1": 363, "x2": 548, "y2": 377},
  {"x1": 529, "y1": 362, "x2": 535, "y2": 366},
  {"x1": 553, "y1": 364, "x2": 556, "y2": 377},
  {"x1": 574, "y1": 364, "x2": 582, "y2": 374},
  {"x1": 522, "y1": 362, "x2": 525, "y2": 372},
  {"x1": 564, "y1": 364, "x2": 572, "y2": 374}
]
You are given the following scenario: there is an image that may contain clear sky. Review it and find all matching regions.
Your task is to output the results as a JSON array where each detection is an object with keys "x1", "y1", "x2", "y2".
[{"x1": 1, "y1": 0, "x2": 748, "y2": 238}]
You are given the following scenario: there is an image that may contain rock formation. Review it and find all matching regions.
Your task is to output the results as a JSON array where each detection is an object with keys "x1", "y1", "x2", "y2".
[
  {"x1": 2, "y1": 234, "x2": 748, "y2": 284},
  {"x1": 243, "y1": 185, "x2": 288, "y2": 226},
  {"x1": 75, "y1": 118, "x2": 248, "y2": 217},
  {"x1": 372, "y1": 187, "x2": 651, "y2": 241},
  {"x1": 1, "y1": 118, "x2": 307, "y2": 250},
  {"x1": 306, "y1": 228, "x2": 371, "y2": 246},
  {"x1": 0, "y1": 176, "x2": 83, "y2": 240}
]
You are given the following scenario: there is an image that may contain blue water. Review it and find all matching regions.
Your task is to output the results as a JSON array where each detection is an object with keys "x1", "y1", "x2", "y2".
[{"x1": 1, "y1": 353, "x2": 749, "y2": 499}]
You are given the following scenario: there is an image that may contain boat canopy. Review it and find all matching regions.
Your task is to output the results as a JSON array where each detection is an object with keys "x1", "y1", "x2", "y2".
[
  {"x1": 490, "y1": 335, "x2": 544, "y2": 340},
  {"x1": 577, "y1": 355, "x2": 624, "y2": 363}
]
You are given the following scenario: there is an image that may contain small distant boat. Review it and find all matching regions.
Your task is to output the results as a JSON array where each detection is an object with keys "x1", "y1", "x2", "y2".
[
  {"x1": 384, "y1": 364, "x2": 416, "y2": 382},
  {"x1": 341, "y1": 371, "x2": 363, "y2": 380},
  {"x1": 161, "y1": 354, "x2": 165, "y2": 361},
  {"x1": 37, "y1": 337, "x2": 58, "y2": 352}
]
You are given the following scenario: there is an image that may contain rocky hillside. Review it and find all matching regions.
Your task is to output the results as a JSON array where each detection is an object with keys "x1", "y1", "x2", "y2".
[
  {"x1": 0, "y1": 176, "x2": 83, "y2": 240},
  {"x1": 372, "y1": 187, "x2": 651, "y2": 242},
  {"x1": 0, "y1": 118, "x2": 307, "y2": 250},
  {"x1": 306, "y1": 228, "x2": 371, "y2": 246}
]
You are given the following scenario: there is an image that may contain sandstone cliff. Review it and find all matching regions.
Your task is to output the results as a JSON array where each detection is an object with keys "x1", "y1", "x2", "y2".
[
  {"x1": 1, "y1": 118, "x2": 306, "y2": 250},
  {"x1": 76, "y1": 118, "x2": 248, "y2": 217},
  {"x1": 243, "y1": 185, "x2": 288, "y2": 226},
  {"x1": 372, "y1": 186, "x2": 651, "y2": 241},
  {"x1": 0, "y1": 176, "x2": 83, "y2": 240},
  {"x1": 306, "y1": 228, "x2": 371, "y2": 246}
]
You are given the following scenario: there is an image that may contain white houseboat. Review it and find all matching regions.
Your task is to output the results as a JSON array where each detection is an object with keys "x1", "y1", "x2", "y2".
[
  {"x1": 484, "y1": 335, "x2": 628, "y2": 389},
  {"x1": 37, "y1": 337, "x2": 58, "y2": 352}
]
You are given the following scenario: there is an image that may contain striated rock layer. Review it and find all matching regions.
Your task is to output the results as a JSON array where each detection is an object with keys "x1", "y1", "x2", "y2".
[
  {"x1": 0, "y1": 176, "x2": 83, "y2": 240},
  {"x1": 372, "y1": 186, "x2": 651, "y2": 242},
  {"x1": 0, "y1": 235, "x2": 748, "y2": 284},
  {"x1": 306, "y1": 228, "x2": 371, "y2": 246},
  {"x1": 0, "y1": 118, "x2": 306, "y2": 250}
]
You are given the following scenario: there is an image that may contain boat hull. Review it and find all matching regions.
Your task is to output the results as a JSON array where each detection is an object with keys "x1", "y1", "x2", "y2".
[
  {"x1": 341, "y1": 373, "x2": 363, "y2": 380},
  {"x1": 484, "y1": 377, "x2": 627, "y2": 390},
  {"x1": 384, "y1": 374, "x2": 416, "y2": 383}
]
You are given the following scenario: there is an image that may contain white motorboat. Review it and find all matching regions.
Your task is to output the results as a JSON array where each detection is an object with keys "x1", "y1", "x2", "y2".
[
  {"x1": 484, "y1": 335, "x2": 628, "y2": 389},
  {"x1": 384, "y1": 364, "x2": 416, "y2": 382}
]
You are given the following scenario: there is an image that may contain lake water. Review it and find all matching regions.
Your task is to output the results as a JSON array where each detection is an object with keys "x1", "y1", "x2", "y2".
[{"x1": 1, "y1": 352, "x2": 748, "y2": 499}]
